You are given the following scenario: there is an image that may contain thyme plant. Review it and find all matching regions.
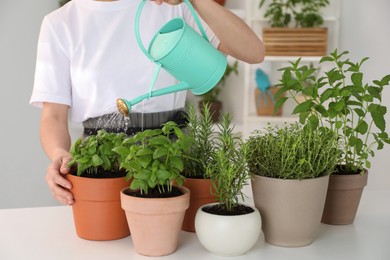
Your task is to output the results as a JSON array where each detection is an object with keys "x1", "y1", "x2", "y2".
[
  {"x1": 275, "y1": 50, "x2": 390, "y2": 174},
  {"x1": 246, "y1": 122, "x2": 340, "y2": 179}
]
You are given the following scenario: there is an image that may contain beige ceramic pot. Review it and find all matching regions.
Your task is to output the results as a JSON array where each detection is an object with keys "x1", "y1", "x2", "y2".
[
  {"x1": 67, "y1": 174, "x2": 130, "y2": 241},
  {"x1": 251, "y1": 174, "x2": 329, "y2": 247},
  {"x1": 121, "y1": 186, "x2": 190, "y2": 256},
  {"x1": 321, "y1": 172, "x2": 368, "y2": 225}
]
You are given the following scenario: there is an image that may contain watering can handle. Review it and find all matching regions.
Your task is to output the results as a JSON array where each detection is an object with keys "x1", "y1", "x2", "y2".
[{"x1": 135, "y1": 0, "x2": 210, "y2": 62}]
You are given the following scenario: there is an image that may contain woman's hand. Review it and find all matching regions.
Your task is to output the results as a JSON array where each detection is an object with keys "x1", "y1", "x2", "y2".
[{"x1": 45, "y1": 152, "x2": 74, "y2": 206}]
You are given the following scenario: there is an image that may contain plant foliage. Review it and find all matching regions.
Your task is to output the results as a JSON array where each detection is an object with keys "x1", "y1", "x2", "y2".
[
  {"x1": 275, "y1": 49, "x2": 390, "y2": 174},
  {"x1": 246, "y1": 122, "x2": 341, "y2": 179},
  {"x1": 205, "y1": 114, "x2": 249, "y2": 212},
  {"x1": 68, "y1": 130, "x2": 127, "y2": 176},
  {"x1": 113, "y1": 121, "x2": 193, "y2": 195},
  {"x1": 182, "y1": 104, "x2": 215, "y2": 178},
  {"x1": 259, "y1": 0, "x2": 329, "y2": 28}
]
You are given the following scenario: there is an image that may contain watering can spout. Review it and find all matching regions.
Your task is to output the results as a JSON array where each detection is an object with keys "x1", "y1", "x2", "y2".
[{"x1": 117, "y1": 82, "x2": 192, "y2": 116}]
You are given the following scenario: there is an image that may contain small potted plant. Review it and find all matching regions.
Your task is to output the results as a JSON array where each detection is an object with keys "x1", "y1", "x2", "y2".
[
  {"x1": 246, "y1": 122, "x2": 340, "y2": 246},
  {"x1": 194, "y1": 113, "x2": 262, "y2": 256},
  {"x1": 199, "y1": 60, "x2": 239, "y2": 122},
  {"x1": 275, "y1": 49, "x2": 390, "y2": 224},
  {"x1": 113, "y1": 121, "x2": 193, "y2": 256},
  {"x1": 181, "y1": 104, "x2": 219, "y2": 232},
  {"x1": 259, "y1": 0, "x2": 330, "y2": 56},
  {"x1": 67, "y1": 130, "x2": 130, "y2": 240}
]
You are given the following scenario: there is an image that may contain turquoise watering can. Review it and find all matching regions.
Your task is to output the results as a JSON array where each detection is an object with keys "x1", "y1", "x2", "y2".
[{"x1": 117, "y1": 0, "x2": 227, "y2": 115}]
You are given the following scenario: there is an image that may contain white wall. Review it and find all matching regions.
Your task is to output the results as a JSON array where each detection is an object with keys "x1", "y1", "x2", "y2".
[
  {"x1": 0, "y1": 0, "x2": 60, "y2": 208},
  {"x1": 1, "y1": 0, "x2": 389, "y2": 209}
]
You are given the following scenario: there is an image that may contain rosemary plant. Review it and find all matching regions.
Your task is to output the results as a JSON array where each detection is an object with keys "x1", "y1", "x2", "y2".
[
  {"x1": 183, "y1": 104, "x2": 215, "y2": 178},
  {"x1": 205, "y1": 114, "x2": 249, "y2": 212}
]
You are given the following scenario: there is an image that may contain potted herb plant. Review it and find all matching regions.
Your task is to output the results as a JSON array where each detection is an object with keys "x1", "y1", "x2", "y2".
[
  {"x1": 259, "y1": 0, "x2": 329, "y2": 56},
  {"x1": 246, "y1": 122, "x2": 340, "y2": 246},
  {"x1": 194, "y1": 113, "x2": 262, "y2": 256},
  {"x1": 199, "y1": 60, "x2": 238, "y2": 122},
  {"x1": 113, "y1": 121, "x2": 193, "y2": 256},
  {"x1": 67, "y1": 130, "x2": 130, "y2": 240},
  {"x1": 275, "y1": 49, "x2": 390, "y2": 224},
  {"x1": 181, "y1": 104, "x2": 219, "y2": 232}
]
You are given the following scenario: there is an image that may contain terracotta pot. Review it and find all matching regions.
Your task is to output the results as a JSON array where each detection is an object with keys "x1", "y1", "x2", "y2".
[
  {"x1": 182, "y1": 178, "x2": 218, "y2": 232},
  {"x1": 321, "y1": 171, "x2": 368, "y2": 225},
  {"x1": 195, "y1": 203, "x2": 262, "y2": 256},
  {"x1": 255, "y1": 87, "x2": 284, "y2": 116},
  {"x1": 199, "y1": 100, "x2": 222, "y2": 123},
  {"x1": 251, "y1": 174, "x2": 329, "y2": 247},
  {"x1": 121, "y1": 186, "x2": 190, "y2": 256},
  {"x1": 67, "y1": 174, "x2": 130, "y2": 240},
  {"x1": 213, "y1": 0, "x2": 226, "y2": 5}
]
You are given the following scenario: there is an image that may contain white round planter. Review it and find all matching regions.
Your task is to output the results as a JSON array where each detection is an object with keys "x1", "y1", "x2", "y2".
[{"x1": 195, "y1": 203, "x2": 262, "y2": 256}]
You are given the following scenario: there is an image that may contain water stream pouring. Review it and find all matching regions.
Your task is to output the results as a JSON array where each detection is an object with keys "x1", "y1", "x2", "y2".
[{"x1": 116, "y1": 0, "x2": 227, "y2": 116}]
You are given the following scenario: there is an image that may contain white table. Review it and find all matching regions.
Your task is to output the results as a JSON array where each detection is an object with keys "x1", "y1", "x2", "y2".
[{"x1": 1, "y1": 190, "x2": 389, "y2": 260}]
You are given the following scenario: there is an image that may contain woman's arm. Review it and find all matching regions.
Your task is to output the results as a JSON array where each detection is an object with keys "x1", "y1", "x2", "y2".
[
  {"x1": 153, "y1": 0, "x2": 265, "y2": 64},
  {"x1": 41, "y1": 102, "x2": 74, "y2": 205},
  {"x1": 190, "y1": 0, "x2": 265, "y2": 64}
]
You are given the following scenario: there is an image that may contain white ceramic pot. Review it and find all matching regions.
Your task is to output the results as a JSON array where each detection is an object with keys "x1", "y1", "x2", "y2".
[{"x1": 195, "y1": 203, "x2": 262, "y2": 256}]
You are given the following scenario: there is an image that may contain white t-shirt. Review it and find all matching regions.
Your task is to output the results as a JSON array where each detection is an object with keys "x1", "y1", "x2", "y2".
[{"x1": 30, "y1": 0, "x2": 220, "y2": 123}]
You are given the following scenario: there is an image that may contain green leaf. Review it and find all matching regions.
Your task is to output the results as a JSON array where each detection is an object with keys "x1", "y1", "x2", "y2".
[
  {"x1": 355, "y1": 120, "x2": 368, "y2": 135},
  {"x1": 149, "y1": 136, "x2": 171, "y2": 146},
  {"x1": 319, "y1": 88, "x2": 333, "y2": 102},
  {"x1": 170, "y1": 156, "x2": 184, "y2": 172},
  {"x1": 139, "y1": 155, "x2": 152, "y2": 168},
  {"x1": 315, "y1": 104, "x2": 328, "y2": 117},
  {"x1": 351, "y1": 72, "x2": 363, "y2": 88},
  {"x1": 320, "y1": 56, "x2": 334, "y2": 63},
  {"x1": 368, "y1": 86, "x2": 381, "y2": 100},
  {"x1": 354, "y1": 108, "x2": 365, "y2": 117},
  {"x1": 275, "y1": 97, "x2": 288, "y2": 112},
  {"x1": 153, "y1": 147, "x2": 168, "y2": 159},
  {"x1": 156, "y1": 169, "x2": 171, "y2": 180},
  {"x1": 307, "y1": 115, "x2": 319, "y2": 130},
  {"x1": 369, "y1": 104, "x2": 387, "y2": 131},
  {"x1": 299, "y1": 112, "x2": 309, "y2": 124},
  {"x1": 136, "y1": 170, "x2": 151, "y2": 180},
  {"x1": 136, "y1": 148, "x2": 154, "y2": 156},
  {"x1": 292, "y1": 100, "x2": 314, "y2": 114}
]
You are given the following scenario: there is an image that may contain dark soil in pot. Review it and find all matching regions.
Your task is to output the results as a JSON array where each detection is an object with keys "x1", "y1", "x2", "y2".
[
  {"x1": 124, "y1": 185, "x2": 184, "y2": 198},
  {"x1": 69, "y1": 166, "x2": 127, "y2": 178},
  {"x1": 202, "y1": 204, "x2": 254, "y2": 216}
]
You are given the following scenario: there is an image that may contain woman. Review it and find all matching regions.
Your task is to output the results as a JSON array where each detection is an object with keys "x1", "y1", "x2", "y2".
[{"x1": 30, "y1": 0, "x2": 265, "y2": 205}]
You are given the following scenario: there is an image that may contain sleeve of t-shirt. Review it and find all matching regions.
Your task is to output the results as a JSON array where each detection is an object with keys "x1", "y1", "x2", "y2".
[
  {"x1": 30, "y1": 16, "x2": 72, "y2": 108},
  {"x1": 182, "y1": 5, "x2": 221, "y2": 49}
]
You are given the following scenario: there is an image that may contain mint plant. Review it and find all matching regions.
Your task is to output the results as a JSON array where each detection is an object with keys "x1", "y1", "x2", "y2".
[
  {"x1": 113, "y1": 121, "x2": 193, "y2": 195},
  {"x1": 68, "y1": 130, "x2": 127, "y2": 176},
  {"x1": 275, "y1": 49, "x2": 390, "y2": 174}
]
